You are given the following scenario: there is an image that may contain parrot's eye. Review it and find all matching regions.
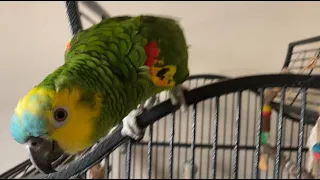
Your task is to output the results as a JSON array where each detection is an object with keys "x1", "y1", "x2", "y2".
[
  {"x1": 54, "y1": 108, "x2": 68, "y2": 121},
  {"x1": 52, "y1": 106, "x2": 69, "y2": 128}
]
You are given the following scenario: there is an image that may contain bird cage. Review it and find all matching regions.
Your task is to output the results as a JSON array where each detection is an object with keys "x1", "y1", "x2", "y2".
[{"x1": 2, "y1": 1, "x2": 320, "y2": 179}]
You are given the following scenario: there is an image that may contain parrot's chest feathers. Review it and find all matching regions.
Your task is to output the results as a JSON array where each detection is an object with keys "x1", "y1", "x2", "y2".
[{"x1": 143, "y1": 41, "x2": 177, "y2": 88}]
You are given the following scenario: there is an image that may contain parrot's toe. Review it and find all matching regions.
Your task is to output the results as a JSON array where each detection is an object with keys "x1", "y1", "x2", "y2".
[
  {"x1": 143, "y1": 96, "x2": 157, "y2": 110},
  {"x1": 169, "y1": 85, "x2": 189, "y2": 111},
  {"x1": 121, "y1": 110, "x2": 145, "y2": 141}
]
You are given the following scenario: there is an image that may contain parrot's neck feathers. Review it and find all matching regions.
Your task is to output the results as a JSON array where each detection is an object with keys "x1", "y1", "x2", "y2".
[
  {"x1": 54, "y1": 76, "x2": 70, "y2": 92},
  {"x1": 54, "y1": 75, "x2": 80, "y2": 93}
]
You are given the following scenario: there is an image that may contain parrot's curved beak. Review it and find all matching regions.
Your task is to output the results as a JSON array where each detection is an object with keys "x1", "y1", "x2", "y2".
[{"x1": 26, "y1": 137, "x2": 65, "y2": 174}]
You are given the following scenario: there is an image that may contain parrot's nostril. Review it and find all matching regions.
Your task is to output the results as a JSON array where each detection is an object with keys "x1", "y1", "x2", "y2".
[
  {"x1": 31, "y1": 141, "x2": 38, "y2": 147},
  {"x1": 28, "y1": 136, "x2": 43, "y2": 148}
]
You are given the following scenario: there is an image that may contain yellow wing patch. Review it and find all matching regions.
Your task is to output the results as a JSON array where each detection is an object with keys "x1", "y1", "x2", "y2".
[
  {"x1": 150, "y1": 64, "x2": 176, "y2": 87},
  {"x1": 143, "y1": 41, "x2": 177, "y2": 88}
]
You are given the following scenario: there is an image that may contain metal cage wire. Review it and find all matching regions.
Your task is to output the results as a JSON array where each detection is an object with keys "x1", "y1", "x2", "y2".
[{"x1": 2, "y1": 1, "x2": 320, "y2": 179}]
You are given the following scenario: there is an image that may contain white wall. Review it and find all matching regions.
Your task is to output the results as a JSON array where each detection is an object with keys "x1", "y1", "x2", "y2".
[{"x1": 1, "y1": 1, "x2": 320, "y2": 175}]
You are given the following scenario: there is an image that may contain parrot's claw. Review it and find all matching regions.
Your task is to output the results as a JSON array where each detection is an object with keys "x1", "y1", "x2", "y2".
[
  {"x1": 169, "y1": 84, "x2": 189, "y2": 111},
  {"x1": 143, "y1": 95, "x2": 157, "y2": 110},
  {"x1": 121, "y1": 110, "x2": 146, "y2": 141}
]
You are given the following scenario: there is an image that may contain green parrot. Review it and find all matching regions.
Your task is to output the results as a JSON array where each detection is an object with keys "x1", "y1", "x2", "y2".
[{"x1": 9, "y1": 15, "x2": 189, "y2": 173}]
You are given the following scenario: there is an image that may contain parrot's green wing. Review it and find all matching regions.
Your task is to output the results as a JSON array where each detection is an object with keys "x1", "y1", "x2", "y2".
[
  {"x1": 64, "y1": 15, "x2": 189, "y2": 88},
  {"x1": 65, "y1": 16, "x2": 148, "y2": 75},
  {"x1": 60, "y1": 15, "x2": 188, "y2": 138},
  {"x1": 61, "y1": 16, "x2": 154, "y2": 113},
  {"x1": 64, "y1": 16, "x2": 132, "y2": 63}
]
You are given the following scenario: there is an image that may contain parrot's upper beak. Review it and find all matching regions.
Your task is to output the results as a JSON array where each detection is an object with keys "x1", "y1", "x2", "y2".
[{"x1": 26, "y1": 136, "x2": 65, "y2": 174}]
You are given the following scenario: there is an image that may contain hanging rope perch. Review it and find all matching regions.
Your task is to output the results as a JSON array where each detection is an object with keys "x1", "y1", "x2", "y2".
[
  {"x1": 65, "y1": 1, "x2": 83, "y2": 36},
  {"x1": 79, "y1": 1, "x2": 110, "y2": 19}
]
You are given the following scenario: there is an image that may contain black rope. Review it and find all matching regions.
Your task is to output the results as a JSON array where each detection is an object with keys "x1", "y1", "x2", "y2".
[
  {"x1": 65, "y1": 1, "x2": 82, "y2": 36},
  {"x1": 79, "y1": 1, "x2": 110, "y2": 20}
]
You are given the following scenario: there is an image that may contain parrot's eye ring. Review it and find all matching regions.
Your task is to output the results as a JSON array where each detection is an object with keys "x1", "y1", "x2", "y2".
[
  {"x1": 52, "y1": 106, "x2": 69, "y2": 128},
  {"x1": 54, "y1": 108, "x2": 68, "y2": 122}
]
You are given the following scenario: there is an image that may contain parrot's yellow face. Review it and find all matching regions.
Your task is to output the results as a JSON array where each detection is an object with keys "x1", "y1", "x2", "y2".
[{"x1": 10, "y1": 86, "x2": 102, "y2": 155}]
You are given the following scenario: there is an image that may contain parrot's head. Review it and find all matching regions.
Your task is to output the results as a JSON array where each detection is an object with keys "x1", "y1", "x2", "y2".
[{"x1": 10, "y1": 81, "x2": 102, "y2": 174}]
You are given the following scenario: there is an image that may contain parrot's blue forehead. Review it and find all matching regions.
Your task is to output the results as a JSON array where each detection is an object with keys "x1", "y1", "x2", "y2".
[
  {"x1": 10, "y1": 111, "x2": 49, "y2": 144},
  {"x1": 10, "y1": 94, "x2": 51, "y2": 144}
]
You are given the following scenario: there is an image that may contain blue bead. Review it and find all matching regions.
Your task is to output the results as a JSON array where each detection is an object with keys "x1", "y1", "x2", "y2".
[{"x1": 312, "y1": 143, "x2": 320, "y2": 153}]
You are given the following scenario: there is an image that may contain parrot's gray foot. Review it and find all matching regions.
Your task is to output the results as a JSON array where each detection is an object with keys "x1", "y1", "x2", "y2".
[
  {"x1": 121, "y1": 109, "x2": 146, "y2": 141},
  {"x1": 169, "y1": 84, "x2": 189, "y2": 111},
  {"x1": 120, "y1": 97, "x2": 157, "y2": 152}
]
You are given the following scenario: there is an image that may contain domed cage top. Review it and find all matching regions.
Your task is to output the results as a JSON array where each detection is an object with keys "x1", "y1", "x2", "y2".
[{"x1": 2, "y1": 1, "x2": 320, "y2": 179}]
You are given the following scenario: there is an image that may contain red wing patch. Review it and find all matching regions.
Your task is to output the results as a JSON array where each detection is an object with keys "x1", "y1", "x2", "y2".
[
  {"x1": 143, "y1": 41, "x2": 177, "y2": 87},
  {"x1": 144, "y1": 41, "x2": 159, "y2": 69}
]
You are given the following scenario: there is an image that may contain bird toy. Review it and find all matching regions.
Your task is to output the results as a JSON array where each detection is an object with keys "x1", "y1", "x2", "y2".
[{"x1": 259, "y1": 104, "x2": 271, "y2": 171}]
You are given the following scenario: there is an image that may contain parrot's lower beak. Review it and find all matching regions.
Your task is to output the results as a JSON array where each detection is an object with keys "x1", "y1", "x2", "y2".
[{"x1": 26, "y1": 136, "x2": 65, "y2": 174}]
